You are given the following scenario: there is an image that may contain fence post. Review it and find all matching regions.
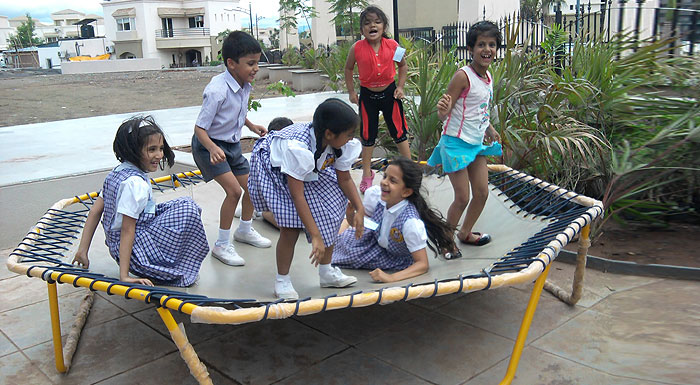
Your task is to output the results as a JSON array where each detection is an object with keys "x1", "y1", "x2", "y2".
[
  {"x1": 689, "y1": 11, "x2": 698, "y2": 56},
  {"x1": 617, "y1": 0, "x2": 628, "y2": 60},
  {"x1": 634, "y1": 0, "x2": 644, "y2": 52},
  {"x1": 555, "y1": 5, "x2": 564, "y2": 74},
  {"x1": 600, "y1": 0, "x2": 607, "y2": 38},
  {"x1": 670, "y1": 3, "x2": 679, "y2": 57},
  {"x1": 586, "y1": 0, "x2": 592, "y2": 42},
  {"x1": 652, "y1": 6, "x2": 660, "y2": 42}
]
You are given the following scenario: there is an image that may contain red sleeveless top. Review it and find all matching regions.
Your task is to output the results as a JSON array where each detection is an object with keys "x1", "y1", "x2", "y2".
[{"x1": 355, "y1": 37, "x2": 399, "y2": 88}]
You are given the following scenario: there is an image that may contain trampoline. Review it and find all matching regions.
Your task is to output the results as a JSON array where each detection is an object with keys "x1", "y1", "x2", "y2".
[{"x1": 6, "y1": 164, "x2": 602, "y2": 385}]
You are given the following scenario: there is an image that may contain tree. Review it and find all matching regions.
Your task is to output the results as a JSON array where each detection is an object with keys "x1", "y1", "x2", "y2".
[
  {"x1": 328, "y1": 0, "x2": 368, "y2": 39},
  {"x1": 8, "y1": 13, "x2": 43, "y2": 48},
  {"x1": 279, "y1": 0, "x2": 317, "y2": 48}
]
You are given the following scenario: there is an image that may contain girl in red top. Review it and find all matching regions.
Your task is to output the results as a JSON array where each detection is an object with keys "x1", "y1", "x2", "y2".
[{"x1": 345, "y1": 5, "x2": 411, "y2": 193}]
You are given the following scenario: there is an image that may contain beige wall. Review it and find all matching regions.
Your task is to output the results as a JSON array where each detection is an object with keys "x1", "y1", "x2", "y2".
[
  {"x1": 398, "y1": 0, "x2": 458, "y2": 31},
  {"x1": 61, "y1": 57, "x2": 161, "y2": 74}
]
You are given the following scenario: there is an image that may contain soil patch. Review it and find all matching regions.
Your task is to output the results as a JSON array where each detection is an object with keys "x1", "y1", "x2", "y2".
[{"x1": 564, "y1": 221, "x2": 700, "y2": 268}]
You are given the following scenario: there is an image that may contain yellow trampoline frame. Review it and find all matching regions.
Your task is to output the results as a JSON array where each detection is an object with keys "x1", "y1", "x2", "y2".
[{"x1": 6, "y1": 165, "x2": 602, "y2": 385}]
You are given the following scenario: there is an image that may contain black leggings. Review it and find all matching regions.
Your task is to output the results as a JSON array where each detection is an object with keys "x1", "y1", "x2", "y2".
[{"x1": 358, "y1": 82, "x2": 408, "y2": 147}]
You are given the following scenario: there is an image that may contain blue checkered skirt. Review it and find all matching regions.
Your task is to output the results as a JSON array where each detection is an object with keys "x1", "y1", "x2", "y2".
[
  {"x1": 249, "y1": 143, "x2": 347, "y2": 247},
  {"x1": 104, "y1": 197, "x2": 209, "y2": 287}
]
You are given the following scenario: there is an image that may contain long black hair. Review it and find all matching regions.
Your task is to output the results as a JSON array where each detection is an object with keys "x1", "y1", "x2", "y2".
[
  {"x1": 360, "y1": 6, "x2": 390, "y2": 39},
  {"x1": 113, "y1": 115, "x2": 175, "y2": 171},
  {"x1": 311, "y1": 98, "x2": 359, "y2": 171},
  {"x1": 389, "y1": 157, "x2": 456, "y2": 255}
]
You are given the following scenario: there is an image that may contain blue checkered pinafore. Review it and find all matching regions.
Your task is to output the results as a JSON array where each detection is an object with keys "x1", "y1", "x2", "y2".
[
  {"x1": 101, "y1": 165, "x2": 209, "y2": 286},
  {"x1": 248, "y1": 123, "x2": 348, "y2": 247},
  {"x1": 332, "y1": 201, "x2": 421, "y2": 271}
]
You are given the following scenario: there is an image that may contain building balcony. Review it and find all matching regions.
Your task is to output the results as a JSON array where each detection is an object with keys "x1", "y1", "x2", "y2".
[{"x1": 155, "y1": 28, "x2": 211, "y2": 49}]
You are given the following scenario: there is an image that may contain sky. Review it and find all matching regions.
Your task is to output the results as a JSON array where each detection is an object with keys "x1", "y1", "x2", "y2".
[{"x1": 0, "y1": 0, "x2": 286, "y2": 28}]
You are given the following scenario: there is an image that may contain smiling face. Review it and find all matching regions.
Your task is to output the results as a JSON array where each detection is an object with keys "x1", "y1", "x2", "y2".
[
  {"x1": 361, "y1": 12, "x2": 385, "y2": 43},
  {"x1": 468, "y1": 34, "x2": 498, "y2": 72},
  {"x1": 380, "y1": 165, "x2": 413, "y2": 208},
  {"x1": 324, "y1": 128, "x2": 354, "y2": 149},
  {"x1": 140, "y1": 134, "x2": 164, "y2": 173},
  {"x1": 227, "y1": 52, "x2": 261, "y2": 86}
]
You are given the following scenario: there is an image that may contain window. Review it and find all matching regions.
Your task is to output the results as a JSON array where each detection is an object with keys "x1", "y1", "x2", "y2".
[
  {"x1": 188, "y1": 15, "x2": 204, "y2": 28},
  {"x1": 116, "y1": 17, "x2": 134, "y2": 31}
]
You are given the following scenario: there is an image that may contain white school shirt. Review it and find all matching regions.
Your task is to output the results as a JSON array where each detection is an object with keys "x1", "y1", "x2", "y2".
[
  {"x1": 269, "y1": 129, "x2": 362, "y2": 181},
  {"x1": 441, "y1": 65, "x2": 493, "y2": 145},
  {"x1": 195, "y1": 70, "x2": 252, "y2": 143},
  {"x1": 363, "y1": 186, "x2": 428, "y2": 253},
  {"x1": 106, "y1": 162, "x2": 155, "y2": 231}
]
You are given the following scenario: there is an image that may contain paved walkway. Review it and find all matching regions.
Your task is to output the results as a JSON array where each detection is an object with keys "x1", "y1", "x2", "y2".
[{"x1": 2, "y1": 246, "x2": 698, "y2": 384}]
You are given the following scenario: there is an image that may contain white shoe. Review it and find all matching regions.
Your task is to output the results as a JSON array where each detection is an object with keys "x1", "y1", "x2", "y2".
[
  {"x1": 234, "y1": 228, "x2": 272, "y2": 248},
  {"x1": 235, "y1": 205, "x2": 261, "y2": 219},
  {"x1": 320, "y1": 266, "x2": 358, "y2": 288},
  {"x1": 211, "y1": 244, "x2": 245, "y2": 266},
  {"x1": 274, "y1": 279, "x2": 299, "y2": 300}
]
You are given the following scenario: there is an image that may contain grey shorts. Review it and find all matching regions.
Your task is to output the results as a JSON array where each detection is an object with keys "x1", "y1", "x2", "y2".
[{"x1": 191, "y1": 134, "x2": 250, "y2": 182}]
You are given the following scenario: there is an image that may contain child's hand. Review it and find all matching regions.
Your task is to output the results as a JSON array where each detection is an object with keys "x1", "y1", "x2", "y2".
[
  {"x1": 209, "y1": 145, "x2": 226, "y2": 165},
  {"x1": 252, "y1": 124, "x2": 267, "y2": 137},
  {"x1": 121, "y1": 276, "x2": 154, "y2": 286},
  {"x1": 349, "y1": 92, "x2": 359, "y2": 105},
  {"x1": 352, "y1": 209, "x2": 364, "y2": 239},
  {"x1": 485, "y1": 126, "x2": 501, "y2": 144},
  {"x1": 437, "y1": 94, "x2": 451, "y2": 116},
  {"x1": 309, "y1": 235, "x2": 326, "y2": 267},
  {"x1": 369, "y1": 268, "x2": 391, "y2": 283},
  {"x1": 394, "y1": 86, "x2": 405, "y2": 100},
  {"x1": 72, "y1": 249, "x2": 90, "y2": 269}
]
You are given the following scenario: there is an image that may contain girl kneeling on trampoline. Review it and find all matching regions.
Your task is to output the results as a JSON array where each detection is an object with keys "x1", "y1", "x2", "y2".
[
  {"x1": 73, "y1": 115, "x2": 209, "y2": 287},
  {"x1": 427, "y1": 21, "x2": 503, "y2": 258},
  {"x1": 248, "y1": 98, "x2": 366, "y2": 300},
  {"x1": 332, "y1": 158, "x2": 455, "y2": 283}
]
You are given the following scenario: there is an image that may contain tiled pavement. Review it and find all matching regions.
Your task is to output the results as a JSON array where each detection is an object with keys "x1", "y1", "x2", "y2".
[{"x1": 2, "y1": 247, "x2": 698, "y2": 385}]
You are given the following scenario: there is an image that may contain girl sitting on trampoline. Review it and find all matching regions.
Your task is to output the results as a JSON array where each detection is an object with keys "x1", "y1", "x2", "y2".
[
  {"x1": 248, "y1": 99, "x2": 366, "y2": 300},
  {"x1": 73, "y1": 115, "x2": 209, "y2": 287},
  {"x1": 332, "y1": 157, "x2": 455, "y2": 283},
  {"x1": 427, "y1": 21, "x2": 503, "y2": 258}
]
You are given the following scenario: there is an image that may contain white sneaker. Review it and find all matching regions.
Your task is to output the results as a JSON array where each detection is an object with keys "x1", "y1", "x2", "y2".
[
  {"x1": 211, "y1": 244, "x2": 245, "y2": 266},
  {"x1": 274, "y1": 279, "x2": 299, "y2": 300},
  {"x1": 320, "y1": 266, "x2": 358, "y2": 288},
  {"x1": 234, "y1": 228, "x2": 272, "y2": 248},
  {"x1": 234, "y1": 205, "x2": 261, "y2": 219}
]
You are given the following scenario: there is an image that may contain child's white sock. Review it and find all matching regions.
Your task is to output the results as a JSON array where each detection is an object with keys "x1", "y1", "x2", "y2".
[
  {"x1": 215, "y1": 228, "x2": 231, "y2": 247},
  {"x1": 276, "y1": 273, "x2": 291, "y2": 282},
  {"x1": 238, "y1": 219, "x2": 252, "y2": 234},
  {"x1": 319, "y1": 263, "x2": 332, "y2": 275}
]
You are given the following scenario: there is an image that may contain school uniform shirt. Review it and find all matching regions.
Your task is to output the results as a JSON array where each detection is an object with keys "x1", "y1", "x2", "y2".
[
  {"x1": 248, "y1": 123, "x2": 361, "y2": 247},
  {"x1": 107, "y1": 162, "x2": 155, "y2": 231},
  {"x1": 195, "y1": 70, "x2": 252, "y2": 143},
  {"x1": 332, "y1": 186, "x2": 427, "y2": 271}
]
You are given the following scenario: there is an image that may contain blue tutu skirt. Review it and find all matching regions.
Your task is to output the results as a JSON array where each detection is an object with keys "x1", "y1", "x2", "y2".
[{"x1": 427, "y1": 135, "x2": 502, "y2": 173}]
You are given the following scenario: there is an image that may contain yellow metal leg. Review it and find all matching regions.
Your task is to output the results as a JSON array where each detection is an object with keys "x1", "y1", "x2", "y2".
[
  {"x1": 47, "y1": 282, "x2": 66, "y2": 373},
  {"x1": 156, "y1": 307, "x2": 213, "y2": 385},
  {"x1": 499, "y1": 263, "x2": 552, "y2": 385}
]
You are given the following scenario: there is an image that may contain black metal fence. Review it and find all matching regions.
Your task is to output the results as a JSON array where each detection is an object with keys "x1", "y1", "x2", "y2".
[{"x1": 399, "y1": 1, "x2": 699, "y2": 62}]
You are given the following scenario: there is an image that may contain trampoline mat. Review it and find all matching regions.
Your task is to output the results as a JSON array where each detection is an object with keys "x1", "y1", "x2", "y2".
[{"x1": 76, "y1": 170, "x2": 550, "y2": 302}]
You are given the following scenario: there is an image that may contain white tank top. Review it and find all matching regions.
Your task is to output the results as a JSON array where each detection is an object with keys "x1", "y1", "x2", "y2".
[{"x1": 441, "y1": 65, "x2": 493, "y2": 145}]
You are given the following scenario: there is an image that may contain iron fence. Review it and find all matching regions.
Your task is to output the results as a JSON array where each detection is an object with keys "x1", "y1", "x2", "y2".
[{"x1": 398, "y1": 1, "x2": 699, "y2": 62}]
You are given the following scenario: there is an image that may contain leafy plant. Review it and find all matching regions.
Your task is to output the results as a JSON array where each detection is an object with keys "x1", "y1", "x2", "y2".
[
  {"x1": 282, "y1": 47, "x2": 302, "y2": 66},
  {"x1": 317, "y1": 42, "x2": 353, "y2": 91},
  {"x1": 248, "y1": 81, "x2": 296, "y2": 111},
  {"x1": 279, "y1": 0, "x2": 318, "y2": 48}
]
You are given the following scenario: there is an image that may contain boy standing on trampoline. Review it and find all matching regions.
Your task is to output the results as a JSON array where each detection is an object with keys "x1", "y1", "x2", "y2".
[
  {"x1": 191, "y1": 31, "x2": 271, "y2": 267},
  {"x1": 427, "y1": 21, "x2": 503, "y2": 257},
  {"x1": 345, "y1": 5, "x2": 411, "y2": 193}
]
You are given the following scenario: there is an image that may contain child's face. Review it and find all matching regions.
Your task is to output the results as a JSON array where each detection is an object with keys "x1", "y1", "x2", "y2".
[
  {"x1": 226, "y1": 52, "x2": 261, "y2": 86},
  {"x1": 380, "y1": 165, "x2": 413, "y2": 208},
  {"x1": 469, "y1": 34, "x2": 498, "y2": 69},
  {"x1": 141, "y1": 134, "x2": 164, "y2": 173},
  {"x1": 361, "y1": 12, "x2": 384, "y2": 42},
  {"x1": 324, "y1": 128, "x2": 354, "y2": 149}
]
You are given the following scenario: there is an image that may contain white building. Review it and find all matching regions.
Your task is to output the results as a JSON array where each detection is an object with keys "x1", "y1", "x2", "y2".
[
  {"x1": 0, "y1": 16, "x2": 13, "y2": 51},
  {"x1": 102, "y1": 0, "x2": 243, "y2": 68}
]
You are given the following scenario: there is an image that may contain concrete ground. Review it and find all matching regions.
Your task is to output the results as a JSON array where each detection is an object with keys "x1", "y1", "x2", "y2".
[
  {"x1": 2, "y1": 94, "x2": 699, "y2": 384},
  {"x1": 2, "y1": 248, "x2": 698, "y2": 385}
]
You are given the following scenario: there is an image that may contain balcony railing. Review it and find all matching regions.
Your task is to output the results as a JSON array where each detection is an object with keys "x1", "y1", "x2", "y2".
[{"x1": 155, "y1": 28, "x2": 210, "y2": 38}]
